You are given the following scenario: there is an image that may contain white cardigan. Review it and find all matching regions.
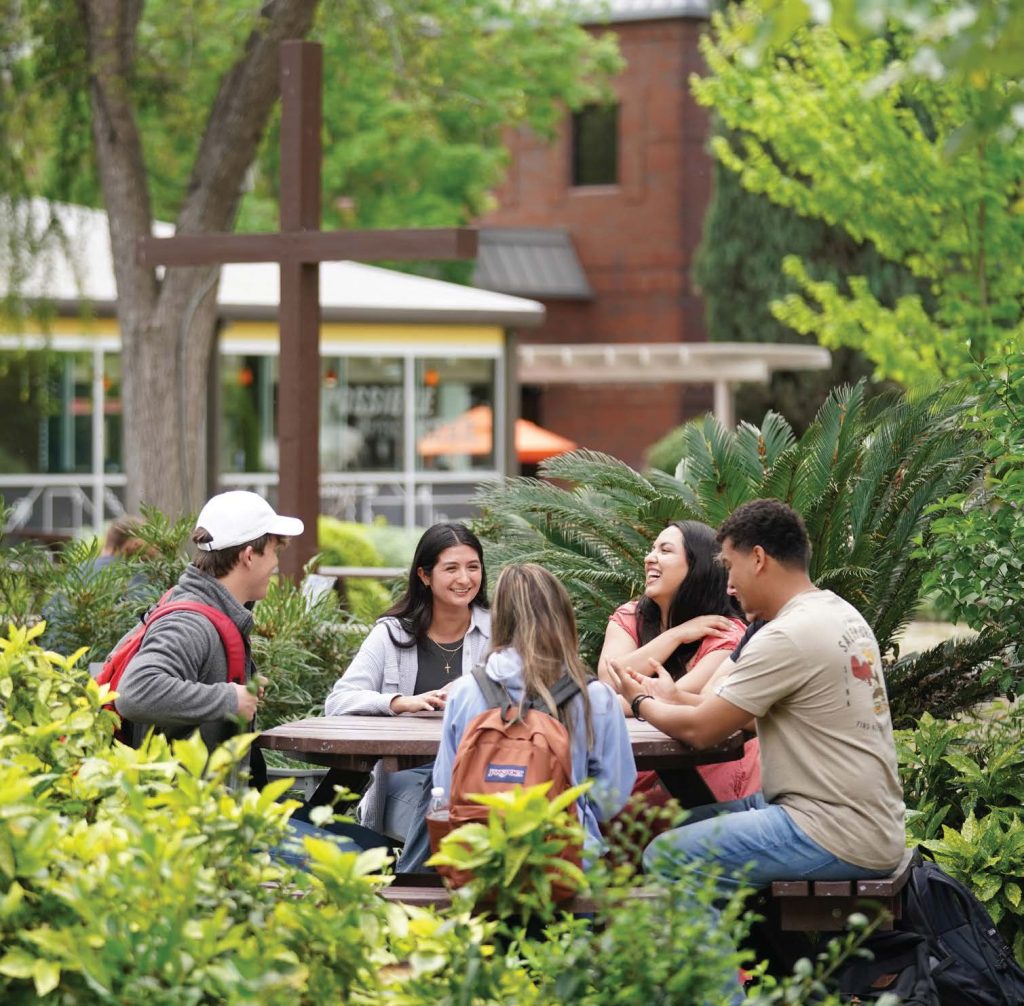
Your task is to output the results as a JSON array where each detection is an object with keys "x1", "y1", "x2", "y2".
[
  {"x1": 324, "y1": 606, "x2": 492, "y2": 714},
  {"x1": 323, "y1": 606, "x2": 491, "y2": 831}
]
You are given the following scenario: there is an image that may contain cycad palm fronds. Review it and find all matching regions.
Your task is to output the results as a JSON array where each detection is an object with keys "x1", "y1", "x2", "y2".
[
  {"x1": 886, "y1": 633, "x2": 1011, "y2": 728},
  {"x1": 475, "y1": 382, "x2": 983, "y2": 677}
]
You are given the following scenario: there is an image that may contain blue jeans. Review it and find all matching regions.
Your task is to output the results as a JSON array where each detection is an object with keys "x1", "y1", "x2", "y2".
[
  {"x1": 384, "y1": 763, "x2": 436, "y2": 873},
  {"x1": 644, "y1": 792, "x2": 889, "y2": 893}
]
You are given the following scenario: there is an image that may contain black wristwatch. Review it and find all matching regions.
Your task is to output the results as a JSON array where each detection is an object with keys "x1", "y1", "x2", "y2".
[{"x1": 631, "y1": 694, "x2": 653, "y2": 721}]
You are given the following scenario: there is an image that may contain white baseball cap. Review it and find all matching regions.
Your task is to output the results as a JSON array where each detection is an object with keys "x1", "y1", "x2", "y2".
[{"x1": 194, "y1": 491, "x2": 304, "y2": 551}]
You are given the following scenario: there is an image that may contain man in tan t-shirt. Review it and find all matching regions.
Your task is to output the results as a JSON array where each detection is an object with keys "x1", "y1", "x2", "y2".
[{"x1": 606, "y1": 498, "x2": 906, "y2": 891}]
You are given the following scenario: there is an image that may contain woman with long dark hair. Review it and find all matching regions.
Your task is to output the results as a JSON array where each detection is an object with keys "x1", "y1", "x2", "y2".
[
  {"x1": 324, "y1": 522, "x2": 491, "y2": 868},
  {"x1": 434, "y1": 563, "x2": 635, "y2": 856},
  {"x1": 598, "y1": 520, "x2": 760, "y2": 801}
]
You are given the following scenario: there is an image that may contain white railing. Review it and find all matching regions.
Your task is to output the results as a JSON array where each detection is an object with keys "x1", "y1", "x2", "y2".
[{"x1": 1, "y1": 471, "x2": 501, "y2": 535}]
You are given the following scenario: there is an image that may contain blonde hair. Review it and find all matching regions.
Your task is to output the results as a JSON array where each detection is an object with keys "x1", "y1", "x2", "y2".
[{"x1": 489, "y1": 563, "x2": 593, "y2": 746}]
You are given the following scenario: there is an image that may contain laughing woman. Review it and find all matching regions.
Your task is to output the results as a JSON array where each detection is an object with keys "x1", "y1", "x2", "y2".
[
  {"x1": 324, "y1": 522, "x2": 491, "y2": 869},
  {"x1": 597, "y1": 520, "x2": 761, "y2": 802}
]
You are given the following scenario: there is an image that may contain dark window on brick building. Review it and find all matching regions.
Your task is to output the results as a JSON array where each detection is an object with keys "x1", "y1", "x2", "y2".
[{"x1": 571, "y1": 104, "x2": 618, "y2": 186}]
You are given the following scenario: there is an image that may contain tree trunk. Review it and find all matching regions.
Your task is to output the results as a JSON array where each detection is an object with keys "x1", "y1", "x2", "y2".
[{"x1": 77, "y1": 0, "x2": 320, "y2": 515}]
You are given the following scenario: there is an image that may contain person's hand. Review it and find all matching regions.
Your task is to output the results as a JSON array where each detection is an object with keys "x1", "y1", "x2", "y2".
[
  {"x1": 390, "y1": 692, "x2": 446, "y2": 714},
  {"x1": 674, "y1": 614, "x2": 735, "y2": 645},
  {"x1": 605, "y1": 659, "x2": 650, "y2": 704},
  {"x1": 233, "y1": 682, "x2": 259, "y2": 720},
  {"x1": 642, "y1": 659, "x2": 680, "y2": 702}
]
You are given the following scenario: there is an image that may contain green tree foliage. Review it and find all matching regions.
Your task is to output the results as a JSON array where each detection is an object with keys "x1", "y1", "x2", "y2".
[
  {"x1": 692, "y1": 7, "x2": 1024, "y2": 386},
  {"x1": 1, "y1": 1, "x2": 622, "y2": 516},
  {"x1": 732, "y1": 0, "x2": 1024, "y2": 136},
  {"x1": 693, "y1": 157, "x2": 906, "y2": 433},
  {"x1": 917, "y1": 354, "x2": 1024, "y2": 640},
  {"x1": 7, "y1": 0, "x2": 621, "y2": 233},
  {"x1": 474, "y1": 383, "x2": 1004, "y2": 718}
]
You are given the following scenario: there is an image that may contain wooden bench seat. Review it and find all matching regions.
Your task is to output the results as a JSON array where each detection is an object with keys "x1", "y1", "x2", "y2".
[
  {"x1": 378, "y1": 874, "x2": 660, "y2": 915},
  {"x1": 769, "y1": 848, "x2": 916, "y2": 931}
]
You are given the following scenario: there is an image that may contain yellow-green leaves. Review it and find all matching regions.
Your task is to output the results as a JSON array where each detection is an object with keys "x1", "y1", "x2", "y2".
[
  {"x1": 694, "y1": 1, "x2": 1024, "y2": 386},
  {"x1": 428, "y1": 781, "x2": 591, "y2": 925}
]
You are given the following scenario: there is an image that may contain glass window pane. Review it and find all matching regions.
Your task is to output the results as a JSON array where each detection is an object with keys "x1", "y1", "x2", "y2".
[
  {"x1": 416, "y1": 357, "x2": 497, "y2": 472},
  {"x1": 321, "y1": 356, "x2": 404, "y2": 472},
  {"x1": 220, "y1": 354, "x2": 277, "y2": 473},
  {"x1": 0, "y1": 349, "x2": 53, "y2": 473},
  {"x1": 572, "y1": 104, "x2": 619, "y2": 186},
  {"x1": 103, "y1": 353, "x2": 123, "y2": 473}
]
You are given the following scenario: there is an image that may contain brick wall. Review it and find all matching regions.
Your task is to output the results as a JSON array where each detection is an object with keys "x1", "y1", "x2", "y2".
[{"x1": 482, "y1": 17, "x2": 714, "y2": 468}]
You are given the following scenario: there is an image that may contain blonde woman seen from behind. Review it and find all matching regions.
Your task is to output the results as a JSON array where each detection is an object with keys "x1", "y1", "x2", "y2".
[{"x1": 433, "y1": 563, "x2": 636, "y2": 860}]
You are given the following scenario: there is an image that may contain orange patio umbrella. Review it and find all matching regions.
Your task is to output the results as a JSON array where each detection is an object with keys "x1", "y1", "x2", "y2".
[{"x1": 417, "y1": 405, "x2": 576, "y2": 464}]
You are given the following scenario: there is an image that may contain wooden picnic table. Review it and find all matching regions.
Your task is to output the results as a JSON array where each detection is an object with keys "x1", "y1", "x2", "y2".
[{"x1": 257, "y1": 714, "x2": 746, "y2": 806}]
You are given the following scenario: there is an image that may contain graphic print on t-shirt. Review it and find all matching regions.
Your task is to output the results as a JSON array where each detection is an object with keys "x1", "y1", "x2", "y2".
[{"x1": 838, "y1": 614, "x2": 888, "y2": 717}]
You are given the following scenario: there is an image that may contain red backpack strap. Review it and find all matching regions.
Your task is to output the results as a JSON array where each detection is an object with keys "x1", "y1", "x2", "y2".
[{"x1": 144, "y1": 602, "x2": 248, "y2": 685}]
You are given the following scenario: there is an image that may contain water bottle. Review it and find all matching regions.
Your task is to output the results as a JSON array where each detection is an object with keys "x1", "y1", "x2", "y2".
[
  {"x1": 427, "y1": 786, "x2": 448, "y2": 817},
  {"x1": 426, "y1": 786, "x2": 449, "y2": 852}
]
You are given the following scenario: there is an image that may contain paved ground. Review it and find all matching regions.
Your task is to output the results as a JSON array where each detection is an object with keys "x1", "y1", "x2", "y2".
[{"x1": 893, "y1": 619, "x2": 975, "y2": 654}]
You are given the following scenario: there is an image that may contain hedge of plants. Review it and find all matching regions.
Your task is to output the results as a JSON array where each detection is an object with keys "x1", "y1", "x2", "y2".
[{"x1": 0, "y1": 624, "x2": 871, "y2": 1004}]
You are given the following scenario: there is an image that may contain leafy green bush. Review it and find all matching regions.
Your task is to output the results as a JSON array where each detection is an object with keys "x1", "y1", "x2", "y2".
[
  {"x1": 251, "y1": 576, "x2": 366, "y2": 731},
  {"x1": 317, "y1": 516, "x2": 392, "y2": 621},
  {"x1": 0, "y1": 504, "x2": 193, "y2": 667},
  {"x1": 361, "y1": 518, "x2": 423, "y2": 567},
  {"x1": 896, "y1": 705, "x2": 1024, "y2": 963},
  {"x1": 897, "y1": 708, "x2": 1024, "y2": 840},
  {"x1": 918, "y1": 358, "x2": 1024, "y2": 672},
  {"x1": 428, "y1": 782, "x2": 589, "y2": 925}
]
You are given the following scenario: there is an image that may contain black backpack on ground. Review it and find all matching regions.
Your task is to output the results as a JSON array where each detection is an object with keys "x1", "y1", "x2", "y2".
[
  {"x1": 900, "y1": 848, "x2": 1024, "y2": 1005},
  {"x1": 833, "y1": 930, "x2": 939, "y2": 1004}
]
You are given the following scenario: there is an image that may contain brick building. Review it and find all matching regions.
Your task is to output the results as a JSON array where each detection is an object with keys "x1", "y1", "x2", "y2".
[{"x1": 474, "y1": 0, "x2": 716, "y2": 468}]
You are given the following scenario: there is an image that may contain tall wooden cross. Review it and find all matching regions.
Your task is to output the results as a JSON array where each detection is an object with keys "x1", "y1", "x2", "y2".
[{"x1": 139, "y1": 41, "x2": 478, "y2": 580}]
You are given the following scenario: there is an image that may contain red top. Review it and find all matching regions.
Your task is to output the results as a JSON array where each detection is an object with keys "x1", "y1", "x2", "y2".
[
  {"x1": 608, "y1": 600, "x2": 746, "y2": 668},
  {"x1": 606, "y1": 600, "x2": 761, "y2": 801}
]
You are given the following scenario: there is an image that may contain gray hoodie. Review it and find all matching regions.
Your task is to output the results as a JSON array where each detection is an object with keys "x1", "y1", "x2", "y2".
[{"x1": 115, "y1": 564, "x2": 254, "y2": 752}]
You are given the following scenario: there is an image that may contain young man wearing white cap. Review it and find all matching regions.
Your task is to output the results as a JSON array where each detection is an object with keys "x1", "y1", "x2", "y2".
[
  {"x1": 115, "y1": 490, "x2": 303, "y2": 754},
  {"x1": 116, "y1": 491, "x2": 389, "y2": 864}
]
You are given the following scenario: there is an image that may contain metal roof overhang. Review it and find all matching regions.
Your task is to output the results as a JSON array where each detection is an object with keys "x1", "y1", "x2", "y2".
[{"x1": 473, "y1": 228, "x2": 592, "y2": 300}]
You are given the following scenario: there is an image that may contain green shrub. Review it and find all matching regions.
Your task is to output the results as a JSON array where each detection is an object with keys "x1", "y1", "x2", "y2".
[
  {"x1": 0, "y1": 623, "x2": 395, "y2": 1004},
  {"x1": 896, "y1": 705, "x2": 1024, "y2": 963},
  {"x1": 918, "y1": 357, "x2": 1024, "y2": 649},
  {"x1": 251, "y1": 576, "x2": 366, "y2": 731},
  {"x1": 361, "y1": 518, "x2": 423, "y2": 567},
  {"x1": 317, "y1": 517, "x2": 392, "y2": 621},
  {"x1": 428, "y1": 782, "x2": 590, "y2": 925}
]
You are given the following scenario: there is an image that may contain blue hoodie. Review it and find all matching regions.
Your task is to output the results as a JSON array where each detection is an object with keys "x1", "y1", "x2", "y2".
[{"x1": 433, "y1": 648, "x2": 637, "y2": 856}]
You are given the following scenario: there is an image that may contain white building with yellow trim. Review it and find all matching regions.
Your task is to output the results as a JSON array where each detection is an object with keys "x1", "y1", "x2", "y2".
[{"x1": 0, "y1": 202, "x2": 544, "y2": 535}]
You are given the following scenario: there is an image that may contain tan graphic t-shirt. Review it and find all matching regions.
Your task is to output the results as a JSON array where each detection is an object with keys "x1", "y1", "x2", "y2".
[{"x1": 714, "y1": 589, "x2": 905, "y2": 871}]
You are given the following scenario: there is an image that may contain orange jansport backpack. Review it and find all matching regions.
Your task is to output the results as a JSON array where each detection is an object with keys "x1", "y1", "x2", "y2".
[
  {"x1": 431, "y1": 666, "x2": 584, "y2": 893},
  {"x1": 96, "y1": 591, "x2": 247, "y2": 744}
]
